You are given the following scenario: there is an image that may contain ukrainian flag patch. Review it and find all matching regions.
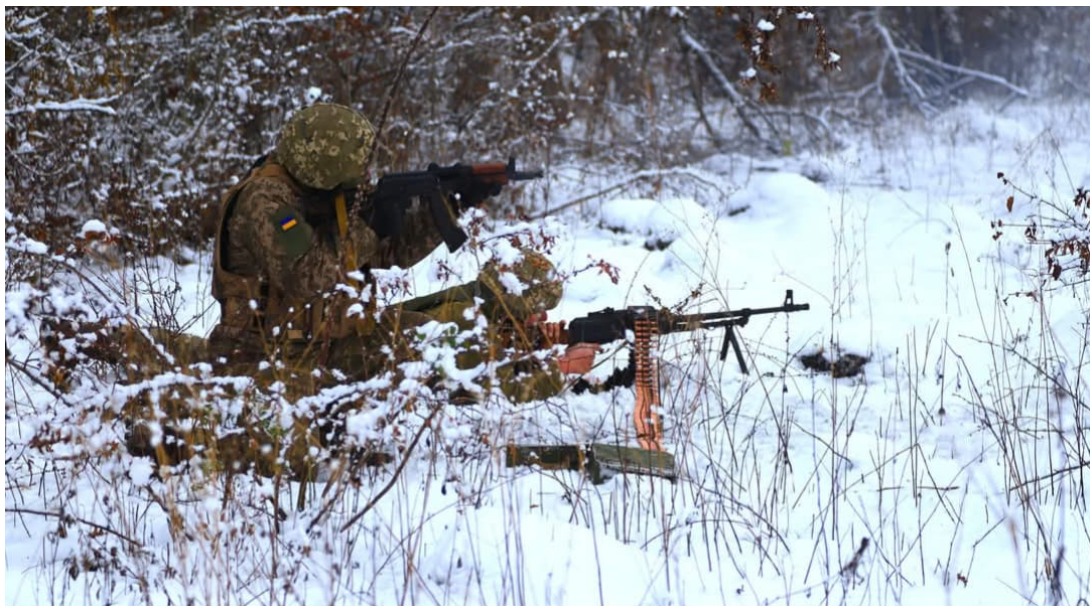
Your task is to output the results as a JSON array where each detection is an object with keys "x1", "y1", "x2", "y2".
[{"x1": 271, "y1": 206, "x2": 311, "y2": 260}]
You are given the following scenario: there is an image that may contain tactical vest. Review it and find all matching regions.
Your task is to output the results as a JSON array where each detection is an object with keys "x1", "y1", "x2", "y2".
[{"x1": 210, "y1": 161, "x2": 354, "y2": 358}]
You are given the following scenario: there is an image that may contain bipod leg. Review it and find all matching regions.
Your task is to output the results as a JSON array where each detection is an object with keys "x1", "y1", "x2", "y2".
[{"x1": 723, "y1": 325, "x2": 748, "y2": 374}]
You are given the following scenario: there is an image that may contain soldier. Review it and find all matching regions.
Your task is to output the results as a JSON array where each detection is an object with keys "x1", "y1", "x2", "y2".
[{"x1": 209, "y1": 103, "x2": 597, "y2": 402}]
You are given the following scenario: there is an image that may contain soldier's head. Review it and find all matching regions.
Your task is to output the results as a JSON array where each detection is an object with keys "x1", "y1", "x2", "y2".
[
  {"x1": 275, "y1": 103, "x2": 374, "y2": 191},
  {"x1": 481, "y1": 249, "x2": 562, "y2": 320}
]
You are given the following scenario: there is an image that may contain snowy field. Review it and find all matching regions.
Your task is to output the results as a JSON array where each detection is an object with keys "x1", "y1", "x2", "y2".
[{"x1": 6, "y1": 100, "x2": 1089, "y2": 605}]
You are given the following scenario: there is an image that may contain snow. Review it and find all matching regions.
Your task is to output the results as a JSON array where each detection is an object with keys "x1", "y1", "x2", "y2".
[
  {"x1": 129, "y1": 457, "x2": 155, "y2": 486},
  {"x1": 78, "y1": 219, "x2": 108, "y2": 238},
  {"x1": 5, "y1": 234, "x2": 49, "y2": 255},
  {"x1": 497, "y1": 271, "x2": 525, "y2": 295},
  {"x1": 6, "y1": 100, "x2": 1090, "y2": 605},
  {"x1": 757, "y1": 19, "x2": 776, "y2": 32}
]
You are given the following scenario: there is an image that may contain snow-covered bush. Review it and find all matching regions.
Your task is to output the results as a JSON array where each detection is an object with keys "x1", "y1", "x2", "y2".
[{"x1": 8, "y1": 8, "x2": 1090, "y2": 605}]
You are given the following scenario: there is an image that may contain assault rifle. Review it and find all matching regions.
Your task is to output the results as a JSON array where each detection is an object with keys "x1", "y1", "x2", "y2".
[
  {"x1": 550, "y1": 290, "x2": 810, "y2": 451},
  {"x1": 366, "y1": 157, "x2": 543, "y2": 253}
]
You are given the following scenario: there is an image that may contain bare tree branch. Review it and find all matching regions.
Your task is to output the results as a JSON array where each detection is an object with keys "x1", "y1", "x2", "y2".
[
  {"x1": 678, "y1": 24, "x2": 779, "y2": 153},
  {"x1": 8, "y1": 507, "x2": 143, "y2": 548},
  {"x1": 6, "y1": 95, "x2": 119, "y2": 116}
]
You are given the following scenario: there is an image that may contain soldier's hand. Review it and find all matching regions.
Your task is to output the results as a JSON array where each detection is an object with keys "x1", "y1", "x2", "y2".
[
  {"x1": 533, "y1": 315, "x2": 564, "y2": 346},
  {"x1": 527, "y1": 314, "x2": 599, "y2": 375}
]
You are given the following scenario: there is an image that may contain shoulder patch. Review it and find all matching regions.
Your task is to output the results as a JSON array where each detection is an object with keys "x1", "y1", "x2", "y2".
[{"x1": 270, "y1": 205, "x2": 313, "y2": 261}]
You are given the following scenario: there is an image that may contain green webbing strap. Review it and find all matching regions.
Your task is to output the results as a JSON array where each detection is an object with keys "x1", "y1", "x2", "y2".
[{"x1": 398, "y1": 281, "x2": 492, "y2": 313}]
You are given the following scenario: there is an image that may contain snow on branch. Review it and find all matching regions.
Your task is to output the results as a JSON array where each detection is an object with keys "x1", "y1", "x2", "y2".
[
  {"x1": 222, "y1": 8, "x2": 353, "y2": 34},
  {"x1": 6, "y1": 95, "x2": 119, "y2": 117}
]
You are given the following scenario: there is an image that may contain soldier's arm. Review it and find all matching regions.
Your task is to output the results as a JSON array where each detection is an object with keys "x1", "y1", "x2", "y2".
[{"x1": 232, "y1": 178, "x2": 378, "y2": 301}]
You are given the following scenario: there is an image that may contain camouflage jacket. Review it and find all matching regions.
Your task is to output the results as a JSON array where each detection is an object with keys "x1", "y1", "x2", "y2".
[{"x1": 210, "y1": 160, "x2": 443, "y2": 357}]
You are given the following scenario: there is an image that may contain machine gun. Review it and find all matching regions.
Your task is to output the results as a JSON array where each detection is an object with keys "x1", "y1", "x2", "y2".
[
  {"x1": 567, "y1": 289, "x2": 810, "y2": 375},
  {"x1": 365, "y1": 157, "x2": 543, "y2": 252},
  {"x1": 553, "y1": 290, "x2": 810, "y2": 451}
]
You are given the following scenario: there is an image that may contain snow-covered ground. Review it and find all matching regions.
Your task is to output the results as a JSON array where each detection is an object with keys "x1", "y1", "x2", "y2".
[{"x1": 6, "y1": 100, "x2": 1089, "y2": 605}]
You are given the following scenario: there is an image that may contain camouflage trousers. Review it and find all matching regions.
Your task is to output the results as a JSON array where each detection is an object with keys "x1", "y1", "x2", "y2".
[
  {"x1": 122, "y1": 255, "x2": 565, "y2": 479},
  {"x1": 206, "y1": 268, "x2": 563, "y2": 479},
  {"x1": 205, "y1": 249, "x2": 564, "y2": 399},
  {"x1": 201, "y1": 248, "x2": 566, "y2": 401}
]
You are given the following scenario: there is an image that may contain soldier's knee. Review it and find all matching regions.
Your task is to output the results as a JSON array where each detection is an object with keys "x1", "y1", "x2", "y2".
[{"x1": 495, "y1": 358, "x2": 564, "y2": 403}]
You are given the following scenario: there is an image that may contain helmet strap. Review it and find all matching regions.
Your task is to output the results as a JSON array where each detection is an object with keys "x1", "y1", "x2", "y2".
[
  {"x1": 331, "y1": 190, "x2": 377, "y2": 338},
  {"x1": 334, "y1": 191, "x2": 358, "y2": 283}
]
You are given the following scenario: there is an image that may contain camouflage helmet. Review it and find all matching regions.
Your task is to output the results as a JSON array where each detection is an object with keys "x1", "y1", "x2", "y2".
[
  {"x1": 274, "y1": 103, "x2": 374, "y2": 190},
  {"x1": 481, "y1": 249, "x2": 562, "y2": 320}
]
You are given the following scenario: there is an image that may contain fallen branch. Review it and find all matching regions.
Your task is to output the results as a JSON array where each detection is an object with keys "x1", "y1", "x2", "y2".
[
  {"x1": 303, "y1": 403, "x2": 443, "y2": 535},
  {"x1": 222, "y1": 8, "x2": 353, "y2": 34},
  {"x1": 871, "y1": 8, "x2": 1030, "y2": 112},
  {"x1": 898, "y1": 47, "x2": 1031, "y2": 98},
  {"x1": 529, "y1": 177, "x2": 639, "y2": 220},
  {"x1": 1011, "y1": 461, "x2": 1090, "y2": 492}
]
